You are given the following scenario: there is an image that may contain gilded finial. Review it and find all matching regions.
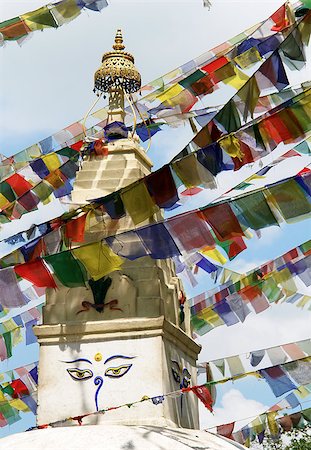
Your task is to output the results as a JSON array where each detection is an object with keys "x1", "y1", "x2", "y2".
[
  {"x1": 113, "y1": 29, "x2": 125, "y2": 51},
  {"x1": 93, "y1": 29, "x2": 141, "y2": 95}
]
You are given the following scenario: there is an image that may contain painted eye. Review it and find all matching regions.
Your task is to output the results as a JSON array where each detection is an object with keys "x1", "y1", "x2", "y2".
[
  {"x1": 105, "y1": 364, "x2": 132, "y2": 378},
  {"x1": 171, "y1": 368, "x2": 181, "y2": 384},
  {"x1": 182, "y1": 368, "x2": 191, "y2": 388},
  {"x1": 67, "y1": 368, "x2": 93, "y2": 381}
]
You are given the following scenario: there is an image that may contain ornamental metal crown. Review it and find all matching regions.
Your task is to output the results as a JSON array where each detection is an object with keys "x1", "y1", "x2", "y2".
[{"x1": 94, "y1": 29, "x2": 141, "y2": 95}]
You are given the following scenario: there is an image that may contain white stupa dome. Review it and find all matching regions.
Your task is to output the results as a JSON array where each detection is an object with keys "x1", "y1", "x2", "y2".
[{"x1": 0, "y1": 425, "x2": 246, "y2": 450}]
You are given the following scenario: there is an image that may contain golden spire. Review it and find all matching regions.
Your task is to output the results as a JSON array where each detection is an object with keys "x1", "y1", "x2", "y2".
[
  {"x1": 94, "y1": 29, "x2": 141, "y2": 96},
  {"x1": 112, "y1": 29, "x2": 125, "y2": 51}
]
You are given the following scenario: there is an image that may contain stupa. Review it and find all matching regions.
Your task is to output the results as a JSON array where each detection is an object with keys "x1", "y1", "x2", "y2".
[{"x1": 1, "y1": 31, "x2": 246, "y2": 450}]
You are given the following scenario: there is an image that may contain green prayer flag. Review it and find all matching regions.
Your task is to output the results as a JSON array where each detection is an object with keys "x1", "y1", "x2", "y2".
[
  {"x1": 57, "y1": 147, "x2": 79, "y2": 159},
  {"x1": 44, "y1": 251, "x2": 87, "y2": 287},
  {"x1": 253, "y1": 122, "x2": 266, "y2": 150},
  {"x1": 0, "y1": 182, "x2": 16, "y2": 203},
  {"x1": 232, "y1": 191, "x2": 278, "y2": 230},
  {"x1": 1, "y1": 384, "x2": 14, "y2": 396},
  {"x1": 300, "y1": 240, "x2": 311, "y2": 254},
  {"x1": 179, "y1": 70, "x2": 205, "y2": 89},
  {"x1": 32, "y1": 182, "x2": 53, "y2": 202},
  {"x1": 3, "y1": 332, "x2": 12, "y2": 359},
  {"x1": 215, "y1": 100, "x2": 241, "y2": 134},
  {"x1": 302, "y1": 408, "x2": 311, "y2": 423},
  {"x1": 268, "y1": 179, "x2": 311, "y2": 222}
]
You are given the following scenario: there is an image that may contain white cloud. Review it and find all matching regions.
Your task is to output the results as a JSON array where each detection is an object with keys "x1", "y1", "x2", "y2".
[{"x1": 200, "y1": 388, "x2": 268, "y2": 430}]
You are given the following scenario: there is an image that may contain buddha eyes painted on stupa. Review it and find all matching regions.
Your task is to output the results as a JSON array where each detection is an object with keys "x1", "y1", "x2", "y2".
[
  {"x1": 171, "y1": 360, "x2": 191, "y2": 388},
  {"x1": 62, "y1": 355, "x2": 137, "y2": 412}
]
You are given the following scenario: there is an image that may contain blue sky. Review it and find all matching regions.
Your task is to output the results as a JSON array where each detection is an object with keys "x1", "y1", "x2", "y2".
[{"x1": 0, "y1": 0, "x2": 311, "y2": 441}]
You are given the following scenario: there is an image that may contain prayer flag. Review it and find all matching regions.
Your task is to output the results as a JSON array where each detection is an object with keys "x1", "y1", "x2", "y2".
[
  {"x1": 30, "y1": 159, "x2": 50, "y2": 179},
  {"x1": 190, "y1": 385, "x2": 213, "y2": 412},
  {"x1": 0, "y1": 17, "x2": 30, "y2": 40},
  {"x1": 213, "y1": 301, "x2": 239, "y2": 327},
  {"x1": 232, "y1": 191, "x2": 278, "y2": 230},
  {"x1": 21, "y1": 6, "x2": 58, "y2": 30},
  {"x1": 165, "y1": 211, "x2": 214, "y2": 252},
  {"x1": 267, "y1": 179, "x2": 311, "y2": 222},
  {"x1": 73, "y1": 242, "x2": 124, "y2": 281},
  {"x1": 5, "y1": 174, "x2": 32, "y2": 197},
  {"x1": 172, "y1": 153, "x2": 216, "y2": 189},
  {"x1": 44, "y1": 252, "x2": 87, "y2": 288},
  {"x1": 137, "y1": 223, "x2": 180, "y2": 259},
  {"x1": 0, "y1": 268, "x2": 28, "y2": 309},
  {"x1": 196, "y1": 143, "x2": 223, "y2": 176},
  {"x1": 145, "y1": 165, "x2": 179, "y2": 209},
  {"x1": 217, "y1": 422, "x2": 235, "y2": 440},
  {"x1": 106, "y1": 231, "x2": 149, "y2": 260},
  {"x1": 14, "y1": 260, "x2": 57, "y2": 288},
  {"x1": 260, "y1": 366, "x2": 296, "y2": 397},
  {"x1": 201, "y1": 204, "x2": 244, "y2": 242},
  {"x1": 65, "y1": 213, "x2": 87, "y2": 243},
  {"x1": 215, "y1": 101, "x2": 241, "y2": 134},
  {"x1": 121, "y1": 181, "x2": 159, "y2": 225}
]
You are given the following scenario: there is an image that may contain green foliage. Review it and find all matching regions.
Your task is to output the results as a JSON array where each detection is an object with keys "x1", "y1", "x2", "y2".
[{"x1": 260, "y1": 425, "x2": 311, "y2": 450}]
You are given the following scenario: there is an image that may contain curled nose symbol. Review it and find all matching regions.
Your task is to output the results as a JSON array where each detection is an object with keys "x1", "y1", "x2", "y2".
[{"x1": 94, "y1": 376, "x2": 104, "y2": 411}]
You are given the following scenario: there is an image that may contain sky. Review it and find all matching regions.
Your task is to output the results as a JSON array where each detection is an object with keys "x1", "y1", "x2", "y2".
[{"x1": 0, "y1": 0, "x2": 311, "y2": 443}]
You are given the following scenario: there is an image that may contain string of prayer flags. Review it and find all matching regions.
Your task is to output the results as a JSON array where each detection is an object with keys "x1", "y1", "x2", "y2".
[
  {"x1": 0, "y1": 0, "x2": 108, "y2": 45},
  {"x1": 216, "y1": 388, "x2": 311, "y2": 447},
  {"x1": 0, "y1": 149, "x2": 80, "y2": 220},
  {"x1": 0, "y1": 362, "x2": 38, "y2": 427},
  {"x1": 1, "y1": 169, "x2": 310, "y2": 287},
  {"x1": 1, "y1": 4, "x2": 308, "y2": 174},
  {"x1": 0, "y1": 307, "x2": 42, "y2": 361},
  {"x1": 190, "y1": 240, "x2": 311, "y2": 336}
]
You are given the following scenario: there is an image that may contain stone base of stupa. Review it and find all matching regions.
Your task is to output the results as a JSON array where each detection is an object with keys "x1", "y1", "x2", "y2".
[{"x1": 0, "y1": 424, "x2": 247, "y2": 450}]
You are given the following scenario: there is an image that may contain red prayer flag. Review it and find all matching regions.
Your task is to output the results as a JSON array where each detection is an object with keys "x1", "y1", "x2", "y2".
[
  {"x1": 202, "y1": 56, "x2": 229, "y2": 75},
  {"x1": 200, "y1": 204, "x2": 245, "y2": 242},
  {"x1": 232, "y1": 142, "x2": 255, "y2": 171},
  {"x1": 190, "y1": 385, "x2": 213, "y2": 412},
  {"x1": 14, "y1": 259, "x2": 57, "y2": 288},
  {"x1": 270, "y1": 4, "x2": 289, "y2": 32},
  {"x1": 228, "y1": 237, "x2": 247, "y2": 259},
  {"x1": 217, "y1": 422, "x2": 235, "y2": 440},
  {"x1": 10, "y1": 379, "x2": 29, "y2": 398},
  {"x1": 5, "y1": 174, "x2": 33, "y2": 197},
  {"x1": 65, "y1": 213, "x2": 87, "y2": 243},
  {"x1": 70, "y1": 140, "x2": 84, "y2": 151},
  {"x1": 145, "y1": 165, "x2": 179, "y2": 209},
  {"x1": 166, "y1": 211, "x2": 215, "y2": 252}
]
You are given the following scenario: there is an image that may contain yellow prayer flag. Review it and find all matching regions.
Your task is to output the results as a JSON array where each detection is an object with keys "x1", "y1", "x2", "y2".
[
  {"x1": 234, "y1": 47, "x2": 262, "y2": 69},
  {"x1": 2, "y1": 319, "x2": 18, "y2": 333},
  {"x1": 296, "y1": 385, "x2": 311, "y2": 398},
  {"x1": 198, "y1": 307, "x2": 224, "y2": 327},
  {"x1": 0, "y1": 193, "x2": 10, "y2": 209},
  {"x1": 121, "y1": 181, "x2": 159, "y2": 225},
  {"x1": 223, "y1": 67, "x2": 249, "y2": 90},
  {"x1": 21, "y1": 6, "x2": 57, "y2": 31},
  {"x1": 163, "y1": 68, "x2": 183, "y2": 84},
  {"x1": 267, "y1": 411, "x2": 279, "y2": 437},
  {"x1": 73, "y1": 242, "x2": 124, "y2": 281},
  {"x1": 297, "y1": 296, "x2": 311, "y2": 308},
  {"x1": 91, "y1": 108, "x2": 108, "y2": 121},
  {"x1": 43, "y1": 153, "x2": 61, "y2": 172},
  {"x1": 10, "y1": 398, "x2": 31, "y2": 412},
  {"x1": 200, "y1": 248, "x2": 227, "y2": 265},
  {"x1": 51, "y1": 0, "x2": 81, "y2": 23},
  {"x1": 244, "y1": 174, "x2": 265, "y2": 182},
  {"x1": 12, "y1": 328, "x2": 23, "y2": 346},
  {"x1": 218, "y1": 134, "x2": 244, "y2": 161},
  {"x1": 156, "y1": 84, "x2": 184, "y2": 104},
  {"x1": 0, "y1": 390, "x2": 6, "y2": 402}
]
